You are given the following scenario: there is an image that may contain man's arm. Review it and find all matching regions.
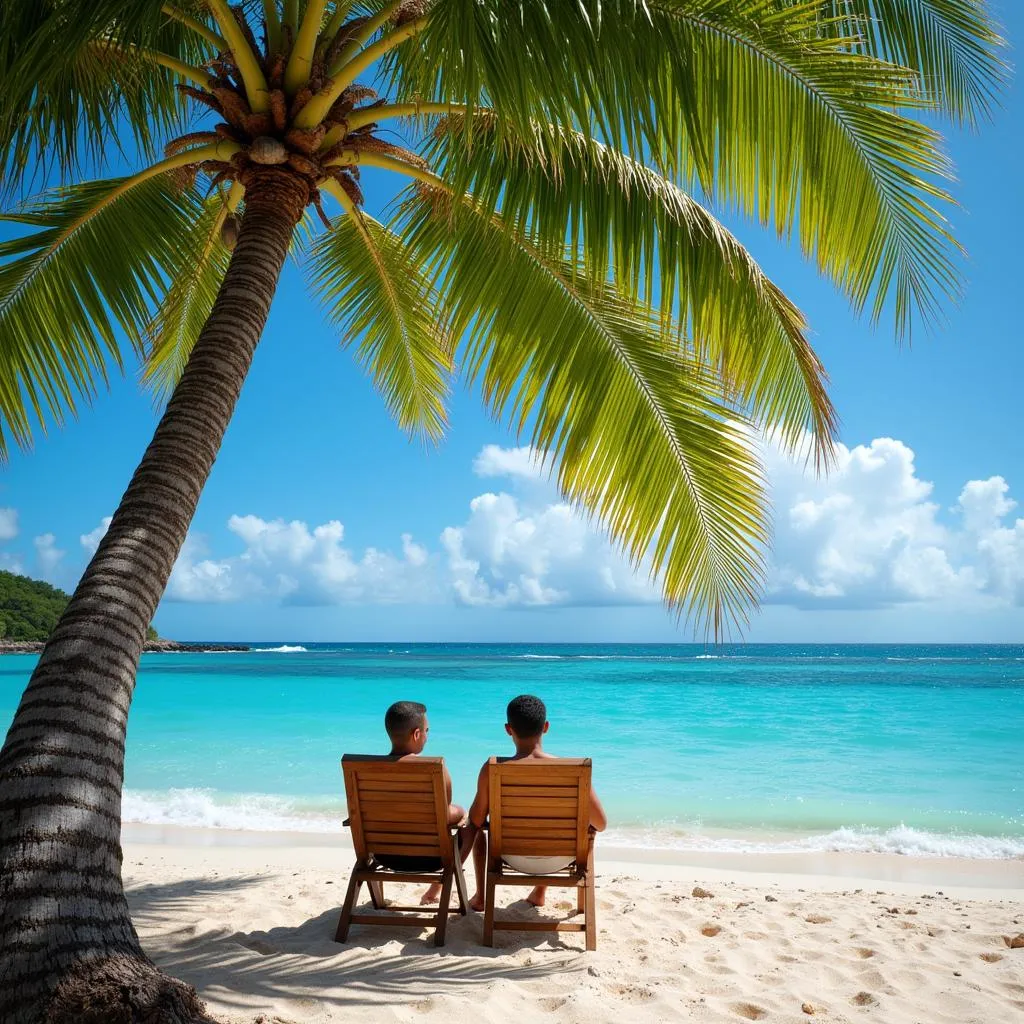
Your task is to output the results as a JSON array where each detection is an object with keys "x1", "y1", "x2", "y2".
[
  {"x1": 468, "y1": 762, "x2": 490, "y2": 828},
  {"x1": 443, "y1": 764, "x2": 465, "y2": 826},
  {"x1": 589, "y1": 788, "x2": 608, "y2": 832}
]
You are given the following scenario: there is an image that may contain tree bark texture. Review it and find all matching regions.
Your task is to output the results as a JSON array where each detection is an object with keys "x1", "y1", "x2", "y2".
[{"x1": 0, "y1": 169, "x2": 309, "y2": 1024}]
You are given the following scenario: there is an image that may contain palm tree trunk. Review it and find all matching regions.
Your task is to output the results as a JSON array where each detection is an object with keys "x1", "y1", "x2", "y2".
[{"x1": 0, "y1": 168, "x2": 309, "y2": 1024}]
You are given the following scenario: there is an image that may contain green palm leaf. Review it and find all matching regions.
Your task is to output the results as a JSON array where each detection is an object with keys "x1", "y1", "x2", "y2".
[
  {"x1": 309, "y1": 206, "x2": 452, "y2": 441},
  {"x1": 142, "y1": 191, "x2": 237, "y2": 402},
  {"x1": 398, "y1": 0, "x2": 994, "y2": 335},
  {"x1": 821, "y1": 0, "x2": 1008, "y2": 126},
  {"x1": 0, "y1": 174, "x2": 207, "y2": 455},
  {"x1": 399, "y1": 186, "x2": 767, "y2": 631},
  {"x1": 0, "y1": 0, "x2": 214, "y2": 191},
  {"x1": 427, "y1": 120, "x2": 835, "y2": 461}
]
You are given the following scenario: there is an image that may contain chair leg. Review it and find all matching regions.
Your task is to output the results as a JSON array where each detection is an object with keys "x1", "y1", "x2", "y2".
[
  {"x1": 482, "y1": 871, "x2": 497, "y2": 946},
  {"x1": 453, "y1": 856, "x2": 470, "y2": 916},
  {"x1": 368, "y1": 879, "x2": 385, "y2": 909},
  {"x1": 433, "y1": 867, "x2": 455, "y2": 947},
  {"x1": 335, "y1": 870, "x2": 362, "y2": 942},
  {"x1": 584, "y1": 877, "x2": 597, "y2": 950},
  {"x1": 577, "y1": 882, "x2": 585, "y2": 915}
]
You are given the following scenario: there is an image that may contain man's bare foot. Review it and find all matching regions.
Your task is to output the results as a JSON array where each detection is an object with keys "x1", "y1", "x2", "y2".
[
  {"x1": 469, "y1": 892, "x2": 486, "y2": 912},
  {"x1": 526, "y1": 886, "x2": 546, "y2": 908},
  {"x1": 420, "y1": 883, "x2": 442, "y2": 905}
]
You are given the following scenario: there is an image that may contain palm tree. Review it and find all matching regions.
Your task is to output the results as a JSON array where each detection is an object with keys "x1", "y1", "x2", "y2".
[{"x1": 0, "y1": 0, "x2": 1004, "y2": 1020}]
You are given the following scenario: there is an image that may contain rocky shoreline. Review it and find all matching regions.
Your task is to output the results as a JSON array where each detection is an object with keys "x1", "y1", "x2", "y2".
[{"x1": 0, "y1": 640, "x2": 251, "y2": 655}]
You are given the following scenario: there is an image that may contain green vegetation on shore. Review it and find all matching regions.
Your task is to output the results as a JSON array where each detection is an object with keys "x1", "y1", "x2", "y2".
[{"x1": 0, "y1": 570, "x2": 158, "y2": 642}]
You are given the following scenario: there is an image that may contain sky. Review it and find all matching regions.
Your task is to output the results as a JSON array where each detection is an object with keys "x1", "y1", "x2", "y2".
[{"x1": 2, "y1": 6, "x2": 1023, "y2": 643}]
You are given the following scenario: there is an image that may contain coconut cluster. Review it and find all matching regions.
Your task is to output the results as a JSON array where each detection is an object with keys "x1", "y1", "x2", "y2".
[{"x1": 164, "y1": 4, "x2": 428, "y2": 235}]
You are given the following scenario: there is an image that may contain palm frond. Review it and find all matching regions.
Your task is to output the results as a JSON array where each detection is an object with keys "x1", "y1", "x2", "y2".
[
  {"x1": 397, "y1": 0, "x2": 969, "y2": 336},
  {"x1": 0, "y1": 0, "x2": 215, "y2": 193},
  {"x1": 0, "y1": 173, "x2": 208, "y2": 456},
  {"x1": 308, "y1": 195, "x2": 451, "y2": 441},
  {"x1": 428, "y1": 120, "x2": 835, "y2": 462},
  {"x1": 820, "y1": 0, "x2": 1008, "y2": 127},
  {"x1": 398, "y1": 186, "x2": 767, "y2": 633},
  {"x1": 142, "y1": 187, "x2": 239, "y2": 402}
]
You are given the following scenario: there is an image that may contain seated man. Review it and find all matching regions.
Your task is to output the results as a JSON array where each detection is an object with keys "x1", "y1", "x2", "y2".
[
  {"x1": 381, "y1": 700, "x2": 467, "y2": 903},
  {"x1": 467, "y1": 694, "x2": 607, "y2": 909}
]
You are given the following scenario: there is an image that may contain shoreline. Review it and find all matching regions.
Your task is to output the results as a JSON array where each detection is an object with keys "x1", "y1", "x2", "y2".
[
  {"x1": 122, "y1": 822, "x2": 1024, "y2": 896},
  {"x1": 0, "y1": 639, "x2": 251, "y2": 654}
]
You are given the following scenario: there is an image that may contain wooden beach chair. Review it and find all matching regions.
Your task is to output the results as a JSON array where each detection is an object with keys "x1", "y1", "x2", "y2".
[
  {"x1": 482, "y1": 757, "x2": 597, "y2": 950},
  {"x1": 335, "y1": 755, "x2": 469, "y2": 947}
]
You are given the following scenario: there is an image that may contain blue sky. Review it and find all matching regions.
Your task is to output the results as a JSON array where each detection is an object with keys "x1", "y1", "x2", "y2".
[{"x1": 2, "y1": 7, "x2": 1023, "y2": 643}]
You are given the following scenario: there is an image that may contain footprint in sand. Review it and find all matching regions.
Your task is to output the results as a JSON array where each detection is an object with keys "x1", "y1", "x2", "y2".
[
  {"x1": 539, "y1": 996, "x2": 567, "y2": 1012},
  {"x1": 854, "y1": 947, "x2": 875, "y2": 959},
  {"x1": 732, "y1": 1002, "x2": 768, "y2": 1020}
]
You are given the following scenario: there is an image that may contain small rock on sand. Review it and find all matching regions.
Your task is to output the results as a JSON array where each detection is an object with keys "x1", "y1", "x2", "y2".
[
  {"x1": 701, "y1": 925, "x2": 721, "y2": 937},
  {"x1": 692, "y1": 886, "x2": 714, "y2": 899},
  {"x1": 1004, "y1": 934, "x2": 1024, "y2": 949},
  {"x1": 801, "y1": 1003, "x2": 816, "y2": 1015},
  {"x1": 765, "y1": 895, "x2": 778, "y2": 902}
]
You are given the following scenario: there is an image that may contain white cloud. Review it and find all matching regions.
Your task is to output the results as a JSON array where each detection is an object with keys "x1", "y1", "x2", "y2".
[
  {"x1": 0, "y1": 553, "x2": 24, "y2": 575},
  {"x1": 0, "y1": 507, "x2": 17, "y2": 541},
  {"x1": 473, "y1": 444, "x2": 547, "y2": 481},
  {"x1": 761, "y1": 437, "x2": 1023, "y2": 609},
  {"x1": 33, "y1": 533, "x2": 65, "y2": 580},
  {"x1": 17, "y1": 440, "x2": 1022, "y2": 616},
  {"x1": 441, "y1": 492, "x2": 656, "y2": 608},
  {"x1": 80, "y1": 517, "x2": 112, "y2": 555},
  {"x1": 167, "y1": 516, "x2": 439, "y2": 605}
]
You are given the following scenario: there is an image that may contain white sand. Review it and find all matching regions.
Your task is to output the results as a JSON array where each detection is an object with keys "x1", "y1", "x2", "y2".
[{"x1": 123, "y1": 829, "x2": 1024, "y2": 1024}]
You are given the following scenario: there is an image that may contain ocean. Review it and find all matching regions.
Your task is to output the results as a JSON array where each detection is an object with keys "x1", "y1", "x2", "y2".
[{"x1": 1, "y1": 643, "x2": 1022, "y2": 859}]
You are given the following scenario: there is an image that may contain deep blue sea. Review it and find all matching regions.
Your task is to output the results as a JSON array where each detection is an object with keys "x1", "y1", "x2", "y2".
[{"x1": 2, "y1": 643, "x2": 1022, "y2": 858}]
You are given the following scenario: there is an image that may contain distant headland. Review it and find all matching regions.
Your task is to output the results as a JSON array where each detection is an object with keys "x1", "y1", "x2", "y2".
[
  {"x1": 0, "y1": 569, "x2": 249, "y2": 654},
  {"x1": 0, "y1": 639, "x2": 250, "y2": 655}
]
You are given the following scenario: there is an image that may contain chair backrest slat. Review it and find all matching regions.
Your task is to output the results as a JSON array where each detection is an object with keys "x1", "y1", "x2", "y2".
[
  {"x1": 342, "y1": 755, "x2": 453, "y2": 863},
  {"x1": 488, "y1": 757, "x2": 592, "y2": 865}
]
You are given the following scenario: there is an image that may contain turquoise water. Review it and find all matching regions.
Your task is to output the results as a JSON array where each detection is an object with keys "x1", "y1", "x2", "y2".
[{"x1": 2, "y1": 643, "x2": 1022, "y2": 857}]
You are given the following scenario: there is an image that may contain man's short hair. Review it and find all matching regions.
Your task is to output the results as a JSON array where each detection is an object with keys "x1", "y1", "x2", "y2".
[
  {"x1": 507, "y1": 694, "x2": 547, "y2": 738},
  {"x1": 385, "y1": 700, "x2": 427, "y2": 738}
]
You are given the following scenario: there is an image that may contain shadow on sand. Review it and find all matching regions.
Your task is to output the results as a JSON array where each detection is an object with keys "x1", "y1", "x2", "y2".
[{"x1": 127, "y1": 874, "x2": 587, "y2": 1014}]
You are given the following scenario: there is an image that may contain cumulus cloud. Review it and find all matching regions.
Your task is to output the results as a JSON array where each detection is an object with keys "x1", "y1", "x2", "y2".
[
  {"x1": 13, "y1": 440, "x2": 1022, "y2": 615},
  {"x1": 0, "y1": 553, "x2": 24, "y2": 575},
  {"x1": 473, "y1": 444, "x2": 546, "y2": 481},
  {"x1": 167, "y1": 516, "x2": 439, "y2": 605},
  {"x1": 0, "y1": 507, "x2": 17, "y2": 541},
  {"x1": 761, "y1": 437, "x2": 1024, "y2": 609},
  {"x1": 33, "y1": 533, "x2": 65, "y2": 580},
  {"x1": 442, "y1": 492, "x2": 656, "y2": 608},
  {"x1": 80, "y1": 517, "x2": 112, "y2": 555}
]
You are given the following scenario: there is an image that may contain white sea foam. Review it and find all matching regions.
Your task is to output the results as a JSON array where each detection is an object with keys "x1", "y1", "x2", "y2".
[
  {"x1": 604, "y1": 824, "x2": 1024, "y2": 860},
  {"x1": 122, "y1": 788, "x2": 341, "y2": 833},
  {"x1": 121, "y1": 789, "x2": 1024, "y2": 858},
  {"x1": 254, "y1": 645, "x2": 308, "y2": 653}
]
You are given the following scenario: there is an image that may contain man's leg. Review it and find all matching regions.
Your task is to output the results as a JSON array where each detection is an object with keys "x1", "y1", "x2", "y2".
[
  {"x1": 469, "y1": 829, "x2": 487, "y2": 912},
  {"x1": 421, "y1": 805, "x2": 467, "y2": 904},
  {"x1": 526, "y1": 885, "x2": 548, "y2": 907}
]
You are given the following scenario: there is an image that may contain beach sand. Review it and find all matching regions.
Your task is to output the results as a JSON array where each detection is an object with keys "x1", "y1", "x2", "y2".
[{"x1": 122, "y1": 829, "x2": 1024, "y2": 1023}]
